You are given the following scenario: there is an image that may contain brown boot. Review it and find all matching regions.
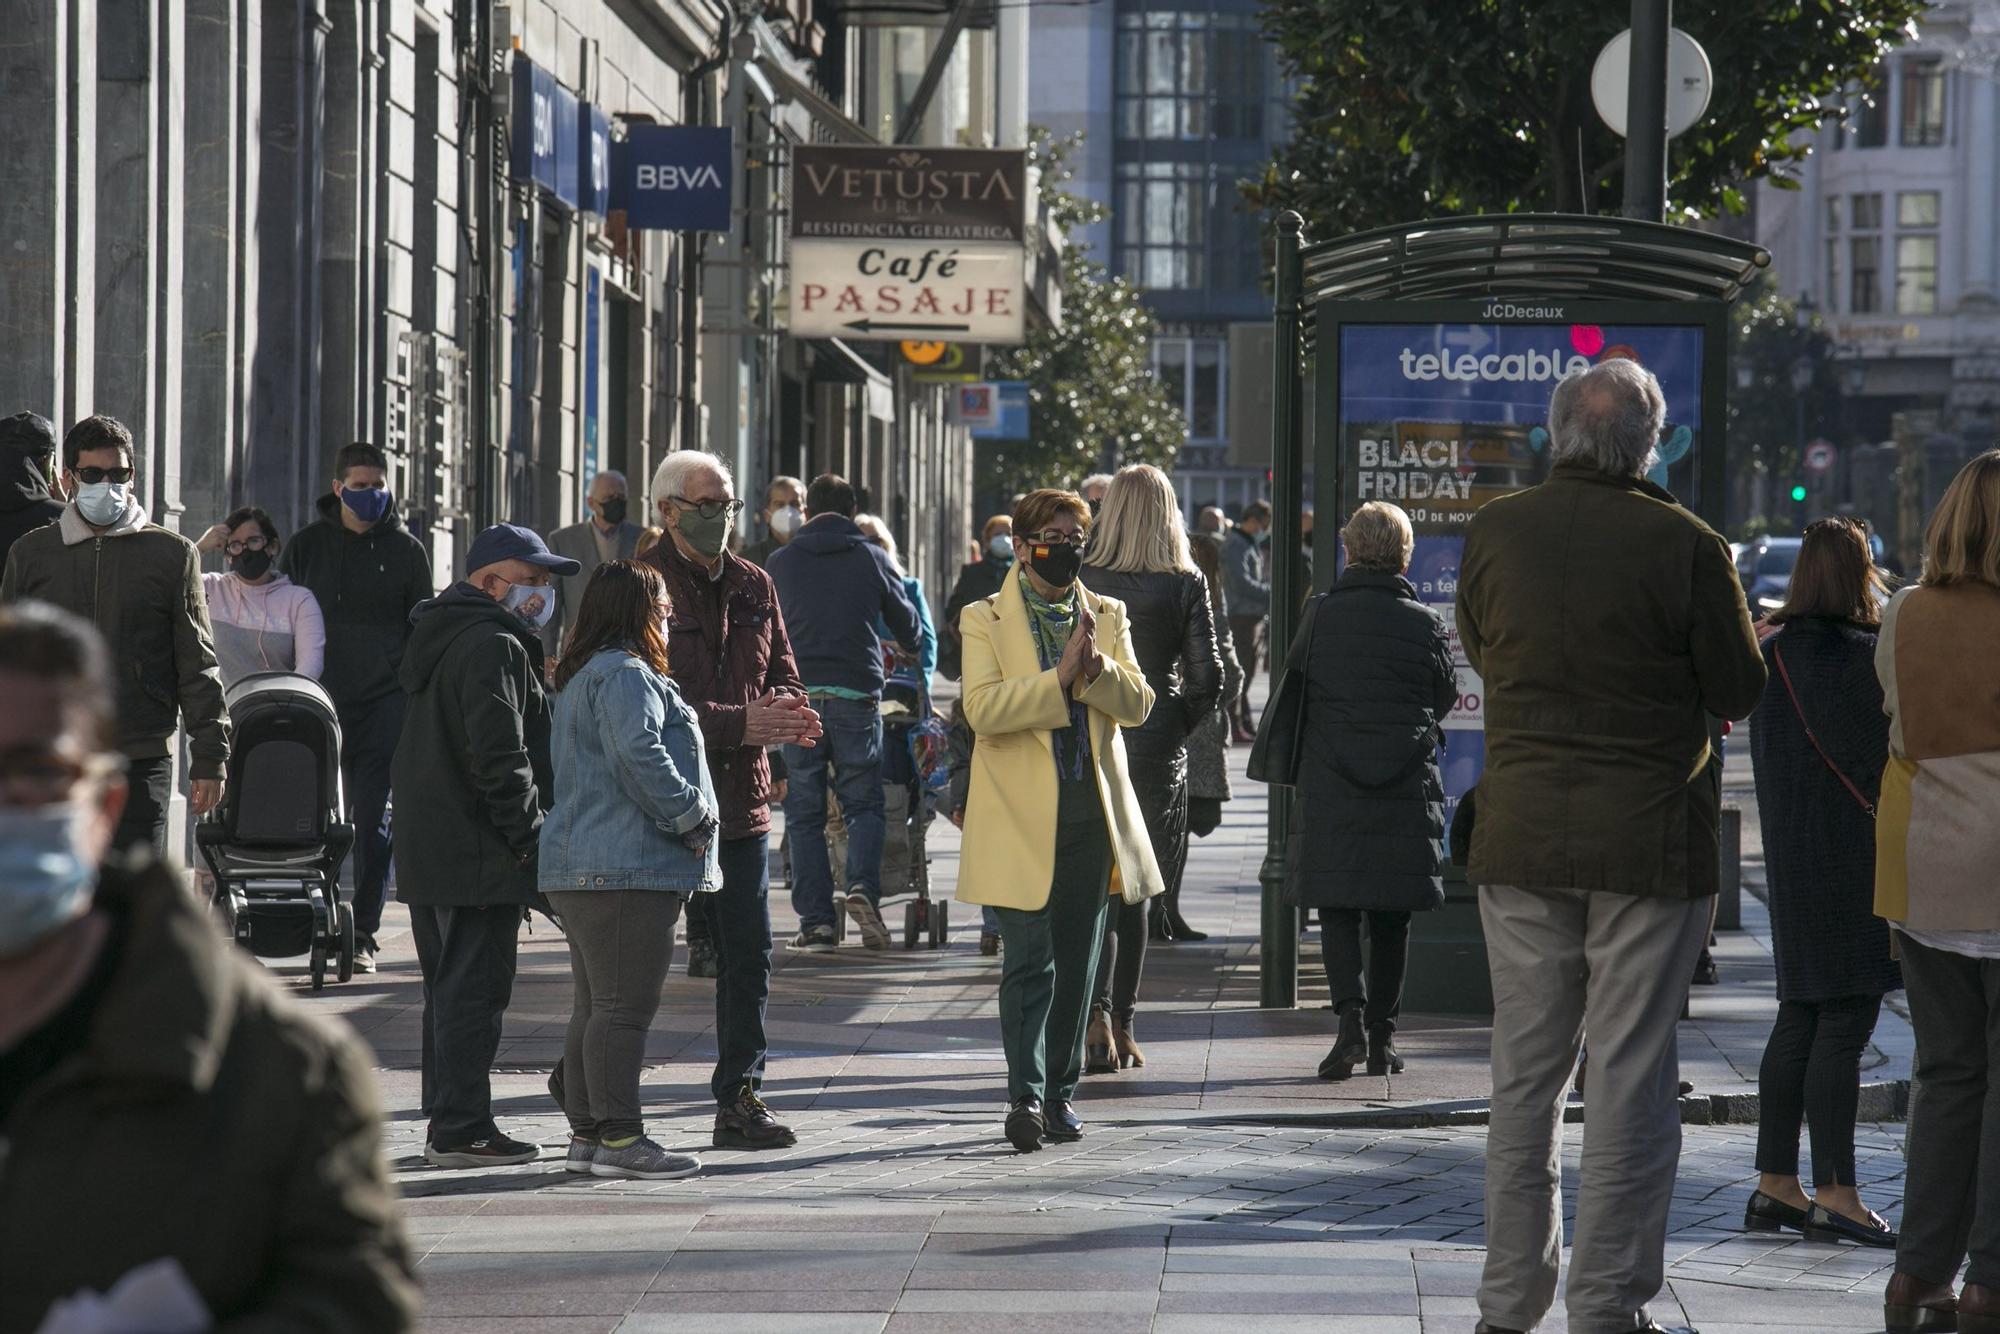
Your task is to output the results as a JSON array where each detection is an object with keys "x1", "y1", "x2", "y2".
[
  {"x1": 1962, "y1": 1281, "x2": 2000, "y2": 1334},
  {"x1": 1113, "y1": 1015, "x2": 1145, "y2": 1069},
  {"x1": 1884, "y1": 1271, "x2": 1958, "y2": 1334},
  {"x1": 1084, "y1": 1007, "x2": 1117, "y2": 1075}
]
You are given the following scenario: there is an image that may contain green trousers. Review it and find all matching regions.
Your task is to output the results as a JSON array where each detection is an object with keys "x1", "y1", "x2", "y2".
[{"x1": 994, "y1": 775, "x2": 1113, "y2": 1104}]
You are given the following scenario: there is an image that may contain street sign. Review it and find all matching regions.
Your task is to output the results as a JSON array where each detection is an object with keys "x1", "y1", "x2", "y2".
[
  {"x1": 1591, "y1": 27, "x2": 1713, "y2": 138},
  {"x1": 900, "y1": 341, "x2": 949, "y2": 366},
  {"x1": 579, "y1": 103, "x2": 610, "y2": 217},
  {"x1": 907, "y1": 343, "x2": 985, "y2": 382},
  {"x1": 789, "y1": 146, "x2": 1028, "y2": 345},
  {"x1": 1805, "y1": 439, "x2": 1838, "y2": 476},
  {"x1": 788, "y1": 239, "x2": 1025, "y2": 343},
  {"x1": 961, "y1": 381, "x2": 1029, "y2": 439},
  {"x1": 511, "y1": 55, "x2": 579, "y2": 208},
  {"x1": 611, "y1": 126, "x2": 733, "y2": 232}
]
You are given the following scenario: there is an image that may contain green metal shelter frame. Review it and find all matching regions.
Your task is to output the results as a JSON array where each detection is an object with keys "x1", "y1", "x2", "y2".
[{"x1": 1257, "y1": 211, "x2": 1771, "y2": 1008}]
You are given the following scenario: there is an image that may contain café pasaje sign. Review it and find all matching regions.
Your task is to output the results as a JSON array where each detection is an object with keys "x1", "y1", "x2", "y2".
[{"x1": 789, "y1": 146, "x2": 1027, "y2": 344}]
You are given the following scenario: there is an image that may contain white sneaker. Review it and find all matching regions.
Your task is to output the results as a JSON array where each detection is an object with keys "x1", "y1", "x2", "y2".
[
  {"x1": 845, "y1": 892, "x2": 890, "y2": 949},
  {"x1": 591, "y1": 1136, "x2": 701, "y2": 1180}
]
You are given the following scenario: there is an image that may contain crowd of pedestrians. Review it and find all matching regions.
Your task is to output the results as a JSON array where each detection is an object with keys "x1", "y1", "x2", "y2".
[{"x1": 8, "y1": 365, "x2": 2000, "y2": 1334}]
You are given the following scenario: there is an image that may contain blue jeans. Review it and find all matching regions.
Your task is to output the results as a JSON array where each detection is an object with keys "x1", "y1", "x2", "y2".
[
  {"x1": 784, "y1": 695, "x2": 886, "y2": 930},
  {"x1": 709, "y1": 834, "x2": 774, "y2": 1102}
]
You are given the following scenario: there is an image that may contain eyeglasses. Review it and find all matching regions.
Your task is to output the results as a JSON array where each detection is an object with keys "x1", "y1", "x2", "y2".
[
  {"x1": 224, "y1": 536, "x2": 271, "y2": 556},
  {"x1": 0, "y1": 747, "x2": 120, "y2": 807},
  {"x1": 670, "y1": 496, "x2": 745, "y2": 522},
  {"x1": 1025, "y1": 531, "x2": 1086, "y2": 548},
  {"x1": 74, "y1": 466, "x2": 135, "y2": 485}
]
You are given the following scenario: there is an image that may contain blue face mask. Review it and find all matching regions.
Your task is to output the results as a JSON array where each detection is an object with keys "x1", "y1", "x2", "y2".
[
  {"x1": 989, "y1": 535, "x2": 1015, "y2": 562},
  {"x1": 502, "y1": 581, "x2": 555, "y2": 630},
  {"x1": 340, "y1": 486, "x2": 392, "y2": 524},
  {"x1": 0, "y1": 801, "x2": 97, "y2": 958}
]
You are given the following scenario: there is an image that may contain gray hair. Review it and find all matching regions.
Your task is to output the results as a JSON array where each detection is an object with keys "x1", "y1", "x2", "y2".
[
  {"x1": 1547, "y1": 358, "x2": 1665, "y2": 478},
  {"x1": 1341, "y1": 501, "x2": 1414, "y2": 572},
  {"x1": 1079, "y1": 473, "x2": 1116, "y2": 500},
  {"x1": 650, "y1": 450, "x2": 734, "y2": 516}
]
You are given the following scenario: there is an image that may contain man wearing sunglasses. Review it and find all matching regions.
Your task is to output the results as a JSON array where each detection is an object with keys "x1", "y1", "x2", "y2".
[
  {"x1": 0, "y1": 415, "x2": 229, "y2": 856},
  {"x1": 0, "y1": 410, "x2": 65, "y2": 565}
]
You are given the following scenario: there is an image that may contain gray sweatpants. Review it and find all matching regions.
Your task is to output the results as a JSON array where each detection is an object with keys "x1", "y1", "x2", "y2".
[
  {"x1": 548, "y1": 890, "x2": 684, "y2": 1142},
  {"x1": 1476, "y1": 882, "x2": 1709, "y2": 1334}
]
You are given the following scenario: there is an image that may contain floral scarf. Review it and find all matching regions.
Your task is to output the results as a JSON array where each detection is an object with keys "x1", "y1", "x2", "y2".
[{"x1": 1019, "y1": 566, "x2": 1093, "y2": 781}]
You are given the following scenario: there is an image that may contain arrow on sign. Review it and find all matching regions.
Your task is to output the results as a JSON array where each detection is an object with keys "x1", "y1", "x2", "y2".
[{"x1": 844, "y1": 318, "x2": 972, "y2": 334}]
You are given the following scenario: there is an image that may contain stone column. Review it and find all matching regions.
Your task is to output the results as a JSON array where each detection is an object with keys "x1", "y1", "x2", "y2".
[{"x1": 0, "y1": 0, "x2": 75, "y2": 423}]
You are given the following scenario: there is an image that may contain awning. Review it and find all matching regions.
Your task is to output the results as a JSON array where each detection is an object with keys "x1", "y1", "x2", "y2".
[{"x1": 811, "y1": 339, "x2": 896, "y2": 420}]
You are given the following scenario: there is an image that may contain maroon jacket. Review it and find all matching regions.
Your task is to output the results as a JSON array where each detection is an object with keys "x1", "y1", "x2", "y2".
[{"x1": 646, "y1": 539, "x2": 805, "y2": 840}]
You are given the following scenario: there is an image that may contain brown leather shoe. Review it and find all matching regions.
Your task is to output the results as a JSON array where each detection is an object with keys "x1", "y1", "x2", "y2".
[
  {"x1": 1113, "y1": 1016, "x2": 1145, "y2": 1069},
  {"x1": 1962, "y1": 1281, "x2": 2000, "y2": 1334},
  {"x1": 1884, "y1": 1270, "x2": 1958, "y2": 1334}
]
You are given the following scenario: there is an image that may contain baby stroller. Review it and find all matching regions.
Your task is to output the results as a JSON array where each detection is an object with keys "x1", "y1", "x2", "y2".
[
  {"x1": 880, "y1": 680, "x2": 950, "y2": 949},
  {"x1": 195, "y1": 672, "x2": 357, "y2": 990}
]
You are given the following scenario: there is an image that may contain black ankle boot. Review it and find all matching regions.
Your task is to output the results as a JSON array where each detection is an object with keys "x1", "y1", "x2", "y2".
[
  {"x1": 1318, "y1": 1004, "x2": 1366, "y2": 1080},
  {"x1": 1366, "y1": 1024, "x2": 1404, "y2": 1076}
]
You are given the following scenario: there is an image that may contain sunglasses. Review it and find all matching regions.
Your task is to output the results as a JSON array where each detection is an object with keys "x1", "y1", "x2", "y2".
[{"x1": 74, "y1": 466, "x2": 135, "y2": 485}]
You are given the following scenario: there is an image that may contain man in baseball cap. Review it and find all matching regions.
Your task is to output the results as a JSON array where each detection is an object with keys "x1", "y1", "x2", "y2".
[
  {"x1": 0, "y1": 411, "x2": 63, "y2": 565},
  {"x1": 390, "y1": 523, "x2": 581, "y2": 1168}
]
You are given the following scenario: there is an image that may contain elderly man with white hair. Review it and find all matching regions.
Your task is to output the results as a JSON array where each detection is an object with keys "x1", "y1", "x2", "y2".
[
  {"x1": 1457, "y1": 357, "x2": 1765, "y2": 1334},
  {"x1": 542, "y1": 469, "x2": 643, "y2": 658},
  {"x1": 640, "y1": 449, "x2": 822, "y2": 1152}
]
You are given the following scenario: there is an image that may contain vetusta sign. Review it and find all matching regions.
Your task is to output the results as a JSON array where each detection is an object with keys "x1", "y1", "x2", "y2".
[{"x1": 789, "y1": 146, "x2": 1028, "y2": 344}]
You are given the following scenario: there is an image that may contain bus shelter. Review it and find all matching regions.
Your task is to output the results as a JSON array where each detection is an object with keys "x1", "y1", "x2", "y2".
[{"x1": 1259, "y1": 212, "x2": 1771, "y2": 1012}]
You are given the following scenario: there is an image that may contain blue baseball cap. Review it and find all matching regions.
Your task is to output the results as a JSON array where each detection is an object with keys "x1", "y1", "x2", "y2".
[{"x1": 465, "y1": 522, "x2": 581, "y2": 577}]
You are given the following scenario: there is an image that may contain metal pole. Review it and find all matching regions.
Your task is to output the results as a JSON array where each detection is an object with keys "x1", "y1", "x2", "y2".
[
  {"x1": 1259, "y1": 210, "x2": 1305, "y2": 1010},
  {"x1": 1622, "y1": 0, "x2": 1670, "y2": 222}
]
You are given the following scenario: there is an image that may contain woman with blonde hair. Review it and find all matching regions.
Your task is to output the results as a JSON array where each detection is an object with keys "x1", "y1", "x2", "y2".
[
  {"x1": 1877, "y1": 450, "x2": 2000, "y2": 1334},
  {"x1": 1078, "y1": 465, "x2": 1224, "y2": 1070}
]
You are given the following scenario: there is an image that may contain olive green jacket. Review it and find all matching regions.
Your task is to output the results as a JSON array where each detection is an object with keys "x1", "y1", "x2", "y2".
[{"x1": 1456, "y1": 464, "x2": 1765, "y2": 899}]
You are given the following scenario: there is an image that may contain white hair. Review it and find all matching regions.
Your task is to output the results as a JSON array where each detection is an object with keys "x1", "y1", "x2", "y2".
[
  {"x1": 1079, "y1": 473, "x2": 1116, "y2": 499},
  {"x1": 1341, "y1": 501, "x2": 1414, "y2": 572},
  {"x1": 854, "y1": 513, "x2": 906, "y2": 577},
  {"x1": 650, "y1": 450, "x2": 734, "y2": 516},
  {"x1": 1084, "y1": 464, "x2": 1197, "y2": 576},
  {"x1": 1547, "y1": 358, "x2": 1665, "y2": 478}
]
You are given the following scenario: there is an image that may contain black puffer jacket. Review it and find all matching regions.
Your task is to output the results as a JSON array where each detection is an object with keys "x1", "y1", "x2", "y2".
[
  {"x1": 390, "y1": 584, "x2": 552, "y2": 907},
  {"x1": 1079, "y1": 566, "x2": 1223, "y2": 774},
  {"x1": 1286, "y1": 567, "x2": 1457, "y2": 912}
]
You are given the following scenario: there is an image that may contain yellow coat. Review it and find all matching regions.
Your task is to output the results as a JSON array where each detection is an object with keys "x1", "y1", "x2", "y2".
[{"x1": 954, "y1": 572, "x2": 1163, "y2": 912}]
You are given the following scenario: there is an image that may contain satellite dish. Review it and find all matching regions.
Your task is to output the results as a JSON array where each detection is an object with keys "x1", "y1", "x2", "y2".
[{"x1": 1592, "y1": 27, "x2": 1714, "y2": 139}]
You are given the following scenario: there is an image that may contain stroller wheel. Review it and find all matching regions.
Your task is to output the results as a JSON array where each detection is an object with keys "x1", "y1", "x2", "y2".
[
  {"x1": 929, "y1": 899, "x2": 949, "y2": 949},
  {"x1": 903, "y1": 900, "x2": 920, "y2": 950},
  {"x1": 309, "y1": 937, "x2": 327, "y2": 992},
  {"x1": 335, "y1": 902, "x2": 356, "y2": 984}
]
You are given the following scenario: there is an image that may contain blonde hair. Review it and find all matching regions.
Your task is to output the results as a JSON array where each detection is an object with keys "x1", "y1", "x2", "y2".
[
  {"x1": 1923, "y1": 449, "x2": 2000, "y2": 587},
  {"x1": 1342, "y1": 501, "x2": 1414, "y2": 572},
  {"x1": 854, "y1": 512, "x2": 905, "y2": 577},
  {"x1": 1084, "y1": 464, "x2": 1196, "y2": 575}
]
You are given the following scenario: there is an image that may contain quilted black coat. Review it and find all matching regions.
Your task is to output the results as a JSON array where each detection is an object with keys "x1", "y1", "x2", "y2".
[
  {"x1": 1749, "y1": 617, "x2": 1901, "y2": 1001},
  {"x1": 1286, "y1": 567, "x2": 1457, "y2": 912}
]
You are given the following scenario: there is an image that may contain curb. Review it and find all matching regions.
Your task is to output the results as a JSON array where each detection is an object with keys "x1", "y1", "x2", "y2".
[{"x1": 1210, "y1": 1081, "x2": 1911, "y2": 1132}]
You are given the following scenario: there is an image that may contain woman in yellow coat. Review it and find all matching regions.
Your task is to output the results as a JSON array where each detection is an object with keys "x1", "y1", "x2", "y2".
[{"x1": 955, "y1": 488, "x2": 1163, "y2": 1152}]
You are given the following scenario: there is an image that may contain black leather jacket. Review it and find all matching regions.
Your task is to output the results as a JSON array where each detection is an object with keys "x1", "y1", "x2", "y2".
[{"x1": 1080, "y1": 566, "x2": 1224, "y2": 764}]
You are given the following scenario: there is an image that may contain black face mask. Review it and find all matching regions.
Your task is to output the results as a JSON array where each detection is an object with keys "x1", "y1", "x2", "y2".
[
  {"x1": 599, "y1": 497, "x2": 627, "y2": 526},
  {"x1": 1025, "y1": 540, "x2": 1084, "y2": 589},
  {"x1": 232, "y1": 548, "x2": 274, "y2": 580}
]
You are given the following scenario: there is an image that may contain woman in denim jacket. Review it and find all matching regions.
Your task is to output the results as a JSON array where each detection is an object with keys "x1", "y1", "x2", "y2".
[{"x1": 541, "y1": 559, "x2": 720, "y2": 1181}]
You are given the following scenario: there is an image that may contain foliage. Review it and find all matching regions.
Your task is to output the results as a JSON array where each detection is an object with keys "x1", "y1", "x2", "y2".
[
  {"x1": 981, "y1": 129, "x2": 1185, "y2": 499},
  {"x1": 1246, "y1": 0, "x2": 1926, "y2": 236},
  {"x1": 1724, "y1": 272, "x2": 1844, "y2": 536}
]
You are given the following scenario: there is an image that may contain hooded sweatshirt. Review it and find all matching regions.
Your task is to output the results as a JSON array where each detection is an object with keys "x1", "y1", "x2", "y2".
[
  {"x1": 201, "y1": 571, "x2": 327, "y2": 684},
  {"x1": 278, "y1": 493, "x2": 433, "y2": 714},
  {"x1": 0, "y1": 441, "x2": 64, "y2": 564},
  {"x1": 765, "y1": 514, "x2": 922, "y2": 698},
  {"x1": 389, "y1": 583, "x2": 553, "y2": 907}
]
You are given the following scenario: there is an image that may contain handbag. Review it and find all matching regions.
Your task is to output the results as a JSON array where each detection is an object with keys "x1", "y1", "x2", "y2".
[
  {"x1": 1771, "y1": 643, "x2": 1876, "y2": 820},
  {"x1": 1246, "y1": 594, "x2": 1322, "y2": 786}
]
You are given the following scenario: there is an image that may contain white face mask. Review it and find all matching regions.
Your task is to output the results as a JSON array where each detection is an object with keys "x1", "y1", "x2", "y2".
[
  {"x1": 76, "y1": 481, "x2": 129, "y2": 527},
  {"x1": 770, "y1": 505, "x2": 803, "y2": 540},
  {"x1": 989, "y1": 534, "x2": 1015, "y2": 562}
]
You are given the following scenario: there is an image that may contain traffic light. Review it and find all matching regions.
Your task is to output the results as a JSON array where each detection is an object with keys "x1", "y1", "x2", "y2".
[{"x1": 1790, "y1": 484, "x2": 1808, "y2": 503}]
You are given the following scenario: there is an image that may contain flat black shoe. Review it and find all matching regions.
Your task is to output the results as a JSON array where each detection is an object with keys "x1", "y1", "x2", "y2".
[
  {"x1": 1742, "y1": 1189, "x2": 1810, "y2": 1234},
  {"x1": 1318, "y1": 1006, "x2": 1367, "y2": 1081},
  {"x1": 1692, "y1": 949, "x2": 1720, "y2": 985},
  {"x1": 1803, "y1": 1201, "x2": 1898, "y2": 1248},
  {"x1": 1044, "y1": 1099, "x2": 1083, "y2": 1141},
  {"x1": 1004, "y1": 1097, "x2": 1045, "y2": 1153}
]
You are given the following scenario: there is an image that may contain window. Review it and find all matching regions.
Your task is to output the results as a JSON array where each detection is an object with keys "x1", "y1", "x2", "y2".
[
  {"x1": 1151, "y1": 336, "x2": 1227, "y2": 445},
  {"x1": 1114, "y1": 11, "x2": 1271, "y2": 144},
  {"x1": 1852, "y1": 69, "x2": 1889, "y2": 148},
  {"x1": 1897, "y1": 236, "x2": 1939, "y2": 313},
  {"x1": 1825, "y1": 197, "x2": 1841, "y2": 232},
  {"x1": 1850, "y1": 193, "x2": 1882, "y2": 230},
  {"x1": 1850, "y1": 237, "x2": 1881, "y2": 313},
  {"x1": 1898, "y1": 190, "x2": 1941, "y2": 227},
  {"x1": 1901, "y1": 58, "x2": 1946, "y2": 147},
  {"x1": 1825, "y1": 237, "x2": 1840, "y2": 314},
  {"x1": 1115, "y1": 161, "x2": 1210, "y2": 290}
]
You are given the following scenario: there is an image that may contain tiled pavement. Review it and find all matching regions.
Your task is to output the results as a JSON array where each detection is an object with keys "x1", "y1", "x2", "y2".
[{"x1": 286, "y1": 709, "x2": 1909, "y2": 1330}]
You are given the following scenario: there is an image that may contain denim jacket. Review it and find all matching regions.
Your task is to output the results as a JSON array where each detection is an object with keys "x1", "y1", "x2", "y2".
[{"x1": 539, "y1": 648, "x2": 722, "y2": 894}]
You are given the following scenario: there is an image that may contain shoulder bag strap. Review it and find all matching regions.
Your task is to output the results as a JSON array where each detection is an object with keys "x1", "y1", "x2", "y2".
[{"x1": 1771, "y1": 643, "x2": 1876, "y2": 820}]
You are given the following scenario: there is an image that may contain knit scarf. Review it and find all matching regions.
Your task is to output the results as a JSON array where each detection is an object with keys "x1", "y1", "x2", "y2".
[{"x1": 1019, "y1": 566, "x2": 1092, "y2": 781}]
